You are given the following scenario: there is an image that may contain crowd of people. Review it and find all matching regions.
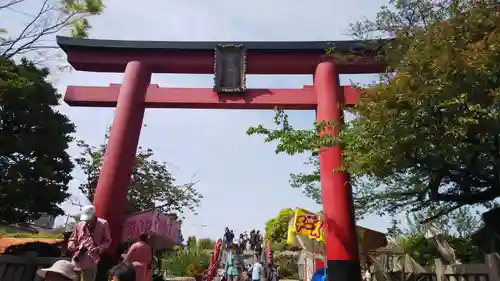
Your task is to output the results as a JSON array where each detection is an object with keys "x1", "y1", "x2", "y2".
[
  {"x1": 223, "y1": 243, "x2": 279, "y2": 281},
  {"x1": 223, "y1": 228, "x2": 264, "y2": 257},
  {"x1": 37, "y1": 204, "x2": 153, "y2": 281},
  {"x1": 36, "y1": 212, "x2": 279, "y2": 281},
  {"x1": 222, "y1": 228, "x2": 278, "y2": 281}
]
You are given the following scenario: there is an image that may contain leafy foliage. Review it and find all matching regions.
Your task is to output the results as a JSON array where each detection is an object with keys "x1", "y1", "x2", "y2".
[
  {"x1": 274, "y1": 253, "x2": 299, "y2": 279},
  {"x1": 389, "y1": 207, "x2": 484, "y2": 265},
  {"x1": 186, "y1": 236, "x2": 197, "y2": 248},
  {"x1": 270, "y1": 241, "x2": 287, "y2": 252},
  {"x1": 75, "y1": 133, "x2": 202, "y2": 218},
  {"x1": 197, "y1": 238, "x2": 216, "y2": 250},
  {"x1": 403, "y1": 207, "x2": 483, "y2": 239},
  {"x1": 161, "y1": 248, "x2": 210, "y2": 277},
  {"x1": 396, "y1": 234, "x2": 484, "y2": 265},
  {"x1": 0, "y1": 0, "x2": 104, "y2": 60},
  {"x1": 265, "y1": 208, "x2": 294, "y2": 244},
  {"x1": 247, "y1": 0, "x2": 500, "y2": 219},
  {"x1": 0, "y1": 57, "x2": 75, "y2": 223}
]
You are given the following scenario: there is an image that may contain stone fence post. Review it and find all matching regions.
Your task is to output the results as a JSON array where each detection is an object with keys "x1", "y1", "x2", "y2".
[
  {"x1": 486, "y1": 253, "x2": 500, "y2": 281},
  {"x1": 434, "y1": 258, "x2": 445, "y2": 281}
]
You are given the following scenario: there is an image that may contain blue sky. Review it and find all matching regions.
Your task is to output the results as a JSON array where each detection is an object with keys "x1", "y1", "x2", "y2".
[{"x1": 7, "y1": 0, "x2": 394, "y2": 239}]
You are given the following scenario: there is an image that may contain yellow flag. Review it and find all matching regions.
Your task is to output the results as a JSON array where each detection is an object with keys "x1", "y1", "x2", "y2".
[
  {"x1": 286, "y1": 218, "x2": 297, "y2": 245},
  {"x1": 292, "y1": 208, "x2": 325, "y2": 242}
]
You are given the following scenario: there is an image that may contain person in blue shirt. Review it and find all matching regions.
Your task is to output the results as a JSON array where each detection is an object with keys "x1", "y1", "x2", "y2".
[{"x1": 224, "y1": 243, "x2": 243, "y2": 281}]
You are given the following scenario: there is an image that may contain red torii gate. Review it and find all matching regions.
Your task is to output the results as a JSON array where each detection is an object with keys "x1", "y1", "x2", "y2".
[{"x1": 57, "y1": 36, "x2": 385, "y2": 281}]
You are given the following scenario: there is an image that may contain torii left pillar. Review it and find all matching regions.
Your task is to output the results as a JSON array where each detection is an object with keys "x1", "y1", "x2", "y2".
[
  {"x1": 315, "y1": 62, "x2": 360, "y2": 281},
  {"x1": 93, "y1": 61, "x2": 151, "y2": 254}
]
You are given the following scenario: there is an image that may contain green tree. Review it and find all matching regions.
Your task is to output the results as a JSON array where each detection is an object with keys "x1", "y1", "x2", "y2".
[
  {"x1": 404, "y1": 207, "x2": 482, "y2": 239},
  {"x1": 387, "y1": 218, "x2": 404, "y2": 239},
  {"x1": 0, "y1": 57, "x2": 75, "y2": 223},
  {"x1": 1, "y1": 0, "x2": 104, "y2": 60},
  {"x1": 186, "y1": 236, "x2": 197, "y2": 249},
  {"x1": 394, "y1": 207, "x2": 484, "y2": 265},
  {"x1": 197, "y1": 238, "x2": 216, "y2": 250},
  {"x1": 247, "y1": 0, "x2": 500, "y2": 219},
  {"x1": 275, "y1": 253, "x2": 299, "y2": 279},
  {"x1": 75, "y1": 135, "x2": 203, "y2": 218},
  {"x1": 265, "y1": 208, "x2": 294, "y2": 245}
]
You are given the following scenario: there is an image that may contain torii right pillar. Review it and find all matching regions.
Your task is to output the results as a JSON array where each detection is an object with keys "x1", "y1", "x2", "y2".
[{"x1": 315, "y1": 62, "x2": 360, "y2": 281}]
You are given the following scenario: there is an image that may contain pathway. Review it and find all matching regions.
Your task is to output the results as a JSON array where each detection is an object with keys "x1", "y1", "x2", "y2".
[{"x1": 214, "y1": 248, "x2": 267, "y2": 281}]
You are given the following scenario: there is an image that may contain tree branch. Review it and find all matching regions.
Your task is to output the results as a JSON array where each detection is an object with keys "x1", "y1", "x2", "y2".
[
  {"x1": 0, "y1": 0, "x2": 101, "y2": 60},
  {"x1": 419, "y1": 204, "x2": 463, "y2": 224},
  {"x1": 0, "y1": 0, "x2": 23, "y2": 9}
]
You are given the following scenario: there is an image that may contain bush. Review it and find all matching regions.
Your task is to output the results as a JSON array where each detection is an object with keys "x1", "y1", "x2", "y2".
[
  {"x1": 396, "y1": 234, "x2": 484, "y2": 266},
  {"x1": 270, "y1": 241, "x2": 286, "y2": 252},
  {"x1": 198, "y1": 238, "x2": 216, "y2": 250},
  {"x1": 186, "y1": 236, "x2": 197, "y2": 249},
  {"x1": 275, "y1": 253, "x2": 299, "y2": 279},
  {"x1": 270, "y1": 241, "x2": 300, "y2": 252},
  {"x1": 161, "y1": 248, "x2": 210, "y2": 277}
]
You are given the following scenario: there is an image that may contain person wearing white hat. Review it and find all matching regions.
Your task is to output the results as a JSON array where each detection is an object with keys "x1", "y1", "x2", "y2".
[
  {"x1": 37, "y1": 260, "x2": 78, "y2": 281},
  {"x1": 68, "y1": 205, "x2": 112, "y2": 281}
]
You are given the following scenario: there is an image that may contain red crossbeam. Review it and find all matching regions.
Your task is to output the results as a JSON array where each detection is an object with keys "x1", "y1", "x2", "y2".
[{"x1": 64, "y1": 84, "x2": 361, "y2": 110}]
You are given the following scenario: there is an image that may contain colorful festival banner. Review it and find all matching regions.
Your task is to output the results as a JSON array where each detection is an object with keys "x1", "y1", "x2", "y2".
[
  {"x1": 286, "y1": 207, "x2": 387, "y2": 256},
  {"x1": 289, "y1": 208, "x2": 367, "y2": 245},
  {"x1": 121, "y1": 209, "x2": 180, "y2": 243},
  {"x1": 292, "y1": 208, "x2": 325, "y2": 242}
]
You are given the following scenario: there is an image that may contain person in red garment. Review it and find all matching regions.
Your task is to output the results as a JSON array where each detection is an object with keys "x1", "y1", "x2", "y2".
[
  {"x1": 68, "y1": 205, "x2": 112, "y2": 281},
  {"x1": 122, "y1": 232, "x2": 153, "y2": 281}
]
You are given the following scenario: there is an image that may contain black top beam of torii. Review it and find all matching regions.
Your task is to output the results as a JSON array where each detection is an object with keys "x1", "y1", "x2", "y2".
[{"x1": 56, "y1": 36, "x2": 389, "y2": 92}]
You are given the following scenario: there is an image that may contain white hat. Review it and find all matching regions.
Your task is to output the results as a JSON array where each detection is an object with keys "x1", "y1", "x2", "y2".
[
  {"x1": 80, "y1": 205, "x2": 96, "y2": 221},
  {"x1": 37, "y1": 260, "x2": 78, "y2": 280}
]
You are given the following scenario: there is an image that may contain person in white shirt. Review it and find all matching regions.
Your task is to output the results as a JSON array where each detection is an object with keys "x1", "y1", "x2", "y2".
[{"x1": 250, "y1": 260, "x2": 263, "y2": 281}]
